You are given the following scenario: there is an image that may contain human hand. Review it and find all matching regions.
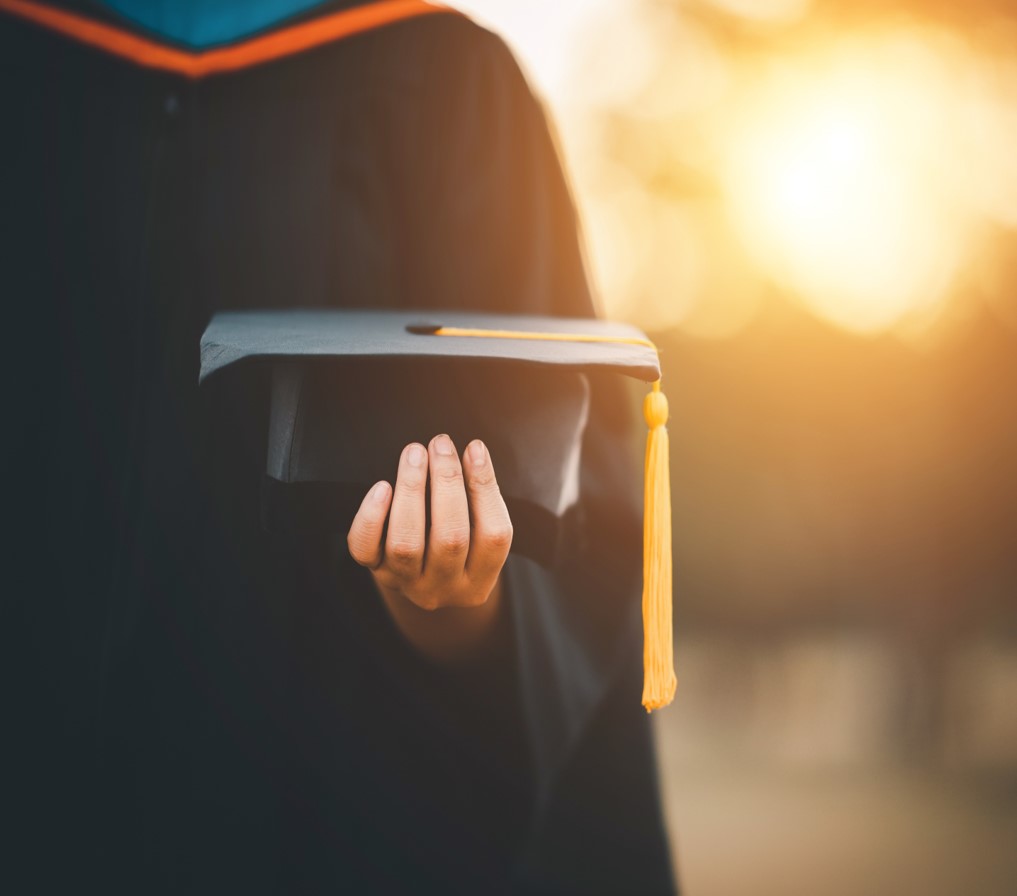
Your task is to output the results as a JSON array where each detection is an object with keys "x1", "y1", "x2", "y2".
[{"x1": 347, "y1": 435, "x2": 513, "y2": 660}]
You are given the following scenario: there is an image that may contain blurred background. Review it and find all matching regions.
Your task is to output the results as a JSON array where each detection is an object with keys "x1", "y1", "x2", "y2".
[{"x1": 453, "y1": 1, "x2": 1017, "y2": 893}]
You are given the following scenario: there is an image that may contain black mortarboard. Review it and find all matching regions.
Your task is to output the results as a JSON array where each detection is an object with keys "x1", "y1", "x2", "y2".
[{"x1": 199, "y1": 309, "x2": 676, "y2": 710}]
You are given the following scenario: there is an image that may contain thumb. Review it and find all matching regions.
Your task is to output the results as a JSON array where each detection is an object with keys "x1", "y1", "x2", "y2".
[{"x1": 347, "y1": 481, "x2": 392, "y2": 569}]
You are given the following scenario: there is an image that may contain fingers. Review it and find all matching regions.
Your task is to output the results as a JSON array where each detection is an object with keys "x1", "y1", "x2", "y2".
[
  {"x1": 356, "y1": 437, "x2": 512, "y2": 614},
  {"x1": 347, "y1": 481, "x2": 392, "y2": 569},
  {"x1": 425, "y1": 434, "x2": 470, "y2": 582},
  {"x1": 462, "y1": 440, "x2": 513, "y2": 586},
  {"x1": 383, "y1": 442, "x2": 428, "y2": 580}
]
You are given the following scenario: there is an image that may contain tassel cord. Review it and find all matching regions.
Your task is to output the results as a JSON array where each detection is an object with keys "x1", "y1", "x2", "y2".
[
  {"x1": 425, "y1": 325, "x2": 677, "y2": 710},
  {"x1": 641, "y1": 381, "x2": 676, "y2": 711}
]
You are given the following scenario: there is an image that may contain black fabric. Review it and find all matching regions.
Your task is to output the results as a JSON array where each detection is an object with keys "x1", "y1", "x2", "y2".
[{"x1": 3, "y1": 5, "x2": 676, "y2": 894}]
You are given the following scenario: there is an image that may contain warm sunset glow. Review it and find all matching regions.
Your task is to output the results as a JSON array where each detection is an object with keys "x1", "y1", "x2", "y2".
[
  {"x1": 450, "y1": 4, "x2": 1017, "y2": 338},
  {"x1": 721, "y1": 30, "x2": 975, "y2": 334}
]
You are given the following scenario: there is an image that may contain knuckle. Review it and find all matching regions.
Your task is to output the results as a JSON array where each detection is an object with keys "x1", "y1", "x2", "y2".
[
  {"x1": 434, "y1": 528, "x2": 470, "y2": 556},
  {"x1": 347, "y1": 535, "x2": 372, "y2": 564},
  {"x1": 433, "y1": 463, "x2": 464, "y2": 486},
  {"x1": 386, "y1": 539, "x2": 421, "y2": 564},
  {"x1": 480, "y1": 523, "x2": 513, "y2": 551},
  {"x1": 396, "y1": 475, "x2": 426, "y2": 496},
  {"x1": 469, "y1": 467, "x2": 497, "y2": 489},
  {"x1": 471, "y1": 493, "x2": 507, "y2": 522}
]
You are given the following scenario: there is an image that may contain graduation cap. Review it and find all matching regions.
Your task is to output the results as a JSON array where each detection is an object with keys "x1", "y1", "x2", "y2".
[{"x1": 199, "y1": 309, "x2": 676, "y2": 711}]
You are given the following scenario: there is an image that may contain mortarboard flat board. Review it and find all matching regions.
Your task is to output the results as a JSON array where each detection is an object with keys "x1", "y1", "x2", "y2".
[
  {"x1": 199, "y1": 309, "x2": 675, "y2": 711},
  {"x1": 199, "y1": 309, "x2": 661, "y2": 381},
  {"x1": 199, "y1": 310, "x2": 660, "y2": 567}
]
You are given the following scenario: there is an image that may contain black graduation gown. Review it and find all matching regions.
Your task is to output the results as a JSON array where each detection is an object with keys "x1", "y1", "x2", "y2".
[{"x1": 2, "y1": 3, "x2": 676, "y2": 893}]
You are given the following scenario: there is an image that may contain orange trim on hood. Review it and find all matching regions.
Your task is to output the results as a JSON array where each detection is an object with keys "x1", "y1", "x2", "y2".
[{"x1": 0, "y1": 0, "x2": 456, "y2": 78}]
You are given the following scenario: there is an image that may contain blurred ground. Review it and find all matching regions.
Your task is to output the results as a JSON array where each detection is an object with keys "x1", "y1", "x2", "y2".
[
  {"x1": 658, "y1": 750, "x2": 1017, "y2": 896},
  {"x1": 654, "y1": 633, "x2": 1017, "y2": 896}
]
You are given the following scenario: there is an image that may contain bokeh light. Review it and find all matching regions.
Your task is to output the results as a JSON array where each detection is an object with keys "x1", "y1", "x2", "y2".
[
  {"x1": 720, "y1": 27, "x2": 973, "y2": 334},
  {"x1": 700, "y1": 0, "x2": 812, "y2": 28}
]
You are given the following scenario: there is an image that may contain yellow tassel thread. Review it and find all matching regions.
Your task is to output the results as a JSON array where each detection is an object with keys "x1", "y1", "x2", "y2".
[
  {"x1": 425, "y1": 324, "x2": 676, "y2": 710},
  {"x1": 642, "y1": 381, "x2": 676, "y2": 711}
]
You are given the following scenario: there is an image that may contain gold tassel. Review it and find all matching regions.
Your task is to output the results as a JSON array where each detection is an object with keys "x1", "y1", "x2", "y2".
[
  {"x1": 425, "y1": 324, "x2": 677, "y2": 710},
  {"x1": 641, "y1": 381, "x2": 676, "y2": 711}
]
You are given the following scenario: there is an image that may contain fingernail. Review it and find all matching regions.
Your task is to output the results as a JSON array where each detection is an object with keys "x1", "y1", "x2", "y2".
[
  {"x1": 434, "y1": 434, "x2": 454, "y2": 456},
  {"x1": 372, "y1": 482, "x2": 391, "y2": 503},
  {"x1": 407, "y1": 444, "x2": 426, "y2": 467},
  {"x1": 468, "y1": 440, "x2": 486, "y2": 465}
]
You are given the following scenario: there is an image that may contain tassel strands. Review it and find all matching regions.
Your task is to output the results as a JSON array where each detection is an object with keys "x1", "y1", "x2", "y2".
[
  {"x1": 641, "y1": 381, "x2": 676, "y2": 711},
  {"x1": 425, "y1": 323, "x2": 677, "y2": 710}
]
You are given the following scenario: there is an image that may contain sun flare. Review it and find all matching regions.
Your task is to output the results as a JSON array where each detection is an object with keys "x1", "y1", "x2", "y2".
[{"x1": 721, "y1": 29, "x2": 975, "y2": 335}]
